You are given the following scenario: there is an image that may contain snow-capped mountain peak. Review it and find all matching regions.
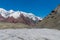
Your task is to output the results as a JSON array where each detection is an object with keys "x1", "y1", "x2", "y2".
[
  {"x1": 0, "y1": 8, "x2": 42, "y2": 21},
  {"x1": 9, "y1": 10, "x2": 14, "y2": 13}
]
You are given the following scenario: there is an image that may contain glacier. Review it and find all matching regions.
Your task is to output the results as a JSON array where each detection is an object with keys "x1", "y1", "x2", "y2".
[{"x1": 0, "y1": 28, "x2": 60, "y2": 40}]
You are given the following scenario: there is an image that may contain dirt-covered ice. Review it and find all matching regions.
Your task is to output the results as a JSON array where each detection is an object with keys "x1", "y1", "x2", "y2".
[{"x1": 0, "y1": 28, "x2": 60, "y2": 40}]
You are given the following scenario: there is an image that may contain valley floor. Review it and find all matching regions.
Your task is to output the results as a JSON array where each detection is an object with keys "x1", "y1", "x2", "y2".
[{"x1": 0, "y1": 28, "x2": 60, "y2": 40}]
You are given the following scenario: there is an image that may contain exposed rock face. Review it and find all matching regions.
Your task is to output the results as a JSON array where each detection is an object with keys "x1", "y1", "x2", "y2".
[
  {"x1": 19, "y1": 14, "x2": 35, "y2": 26},
  {"x1": 37, "y1": 5, "x2": 60, "y2": 29},
  {"x1": 6, "y1": 17, "x2": 16, "y2": 23},
  {"x1": 0, "y1": 14, "x2": 35, "y2": 26},
  {"x1": 0, "y1": 14, "x2": 5, "y2": 21}
]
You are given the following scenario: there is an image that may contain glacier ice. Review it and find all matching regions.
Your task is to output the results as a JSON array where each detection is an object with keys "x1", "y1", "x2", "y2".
[{"x1": 0, "y1": 29, "x2": 60, "y2": 40}]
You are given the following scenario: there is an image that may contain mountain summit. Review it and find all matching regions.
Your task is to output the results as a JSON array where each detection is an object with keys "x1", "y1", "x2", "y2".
[{"x1": 0, "y1": 8, "x2": 42, "y2": 26}]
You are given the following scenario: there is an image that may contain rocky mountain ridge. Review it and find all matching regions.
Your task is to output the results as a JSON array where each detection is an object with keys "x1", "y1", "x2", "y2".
[
  {"x1": 37, "y1": 5, "x2": 60, "y2": 29},
  {"x1": 0, "y1": 8, "x2": 42, "y2": 26}
]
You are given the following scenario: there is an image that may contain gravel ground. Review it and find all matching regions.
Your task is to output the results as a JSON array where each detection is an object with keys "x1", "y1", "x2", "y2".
[{"x1": 0, "y1": 28, "x2": 60, "y2": 40}]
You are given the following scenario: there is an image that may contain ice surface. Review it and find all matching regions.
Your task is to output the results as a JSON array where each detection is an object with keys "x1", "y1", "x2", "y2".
[{"x1": 0, "y1": 28, "x2": 60, "y2": 40}]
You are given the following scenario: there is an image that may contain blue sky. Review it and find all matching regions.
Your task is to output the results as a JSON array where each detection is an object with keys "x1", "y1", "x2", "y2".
[{"x1": 0, "y1": 0, "x2": 60, "y2": 18}]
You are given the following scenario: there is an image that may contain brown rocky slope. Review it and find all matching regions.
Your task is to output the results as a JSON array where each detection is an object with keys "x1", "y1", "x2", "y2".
[{"x1": 37, "y1": 5, "x2": 60, "y2": 29}]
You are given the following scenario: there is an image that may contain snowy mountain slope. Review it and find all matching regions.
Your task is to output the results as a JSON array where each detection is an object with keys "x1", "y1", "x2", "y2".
[
  {"x1": 0, "y1": 8, "x2": 42, "y2": 21},
  {"x1": 0, "y1": 8, "x2": 43, "y2": 26},
  {"x1": 0, "y1": 29, "x2": 60, "y2": 40}
]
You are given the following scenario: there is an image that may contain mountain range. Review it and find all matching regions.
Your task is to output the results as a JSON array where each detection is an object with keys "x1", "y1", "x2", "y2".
[
  {"x1": 0, "y1": 8, "x2": 42, "y2": 26},
  {"x1": 0, "y1": 5, "x2": 60, "y2": 29}
]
